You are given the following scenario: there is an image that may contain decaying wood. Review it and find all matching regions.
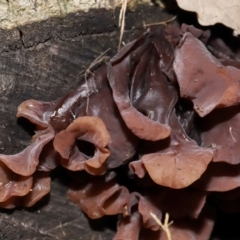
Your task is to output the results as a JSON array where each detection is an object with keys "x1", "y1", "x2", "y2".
[{"x1": 0, "y1": 4, "x2": 173, "y2": 239}]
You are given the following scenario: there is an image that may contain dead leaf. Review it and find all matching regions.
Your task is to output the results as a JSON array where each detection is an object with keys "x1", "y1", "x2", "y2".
[{"x1": 176, "y1": 0, "x2": 240, "y2": 35}]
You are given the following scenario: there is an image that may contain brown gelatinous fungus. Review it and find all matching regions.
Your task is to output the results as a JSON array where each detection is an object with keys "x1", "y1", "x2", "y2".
[
  {"x1": 107, "y1": 27, "x2": 176, "y2": 141},
  {"x1": 114, "y1": 211, "x2": 142, "y2": 240},
  {"x1": 142, "y1": 146, "x2": 211, "y2": 189},
  {"x1": 174, "y1": 32, "x2": 240, "y2": 117},
  {"x1": 138, "y1": 194, "x2": 163, "y2": 231},
  {"x1": 159, "y1": 206, "x2": 215, "y2": 240},
  {"x1": 122, "y1": 191, "x2": 164, "y2": 231},
  {"x1": 129, "y1": 187, "x2": 206, "y2": 222},
  {"x1": 47, "y1": 65, "x2": 138, "y2": 170},
  {"x1": 207, "y1": 37, "x2": 240, "y2": 65},
  {"x1": 1, "y1": 22, "x2": 240, "y2": 239},
  {"x1": 193, "y1": 162, "x2": 240, "y2": 192},
  {"x1": 0, "y1": 162, "x2": 33, "y2": 202},
  {"x1": 113, "y1": 189, "x2": 209, "y2": 239},
  {"x1": 124, "y1": 38, "x2": 213, "y2": 188},
  {"x1": 181, "y1": 24, "x2": 210, "y2": 44},
  {"x1": 68, "y1": 178, "x2": 129, "y2": 219},
  {"x1": 144, "y1": 188, "x2": 207, "y2": 219},
  {"x1": 138, "y1": 111, "x2": 213, "y2": 189},
  {"x1": 22, "y1": 171, "x2": 51, "y2": 207},
  {"x1": 200, "y1": 105, "x2": 240, "y2": 165},
  {"x1": 0, "y1": 171, "x2": 50, "y2": 208},
  {"x1": 53, "y1": 116, "x2": 110, "y2": 175},
  {"x1": 37, "y1": 141, "x2": 60, "y2": 172},
  {"x1": 0, "y1": 99, "x2": 54, "y2": 176},
  {"x1": 129, "y1": 160, "x2": 147, "y2": 179}
]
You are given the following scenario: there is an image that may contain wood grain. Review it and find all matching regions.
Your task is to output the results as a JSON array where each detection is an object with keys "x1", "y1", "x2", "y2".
[{"x1": 0, "y1": 5, "x2": 173, "y2": 239}]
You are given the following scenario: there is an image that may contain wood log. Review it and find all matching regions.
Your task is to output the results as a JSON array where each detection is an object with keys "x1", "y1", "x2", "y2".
[{"x1": 0, "y1": 2, "x2": 174, "y2": 239}]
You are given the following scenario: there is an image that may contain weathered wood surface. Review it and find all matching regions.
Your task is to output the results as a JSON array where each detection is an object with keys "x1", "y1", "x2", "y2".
[
  {"x1": 0, "y1": 0, "x2": 152, "y2": 30},
  {"x1": 0, "y1": 4, "x2": 173, "y2": 239}
]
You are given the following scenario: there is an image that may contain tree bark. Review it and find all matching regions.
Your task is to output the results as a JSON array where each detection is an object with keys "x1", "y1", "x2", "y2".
[{"x1": 0, "y1": 2, "x2": 174, "y2": 239}]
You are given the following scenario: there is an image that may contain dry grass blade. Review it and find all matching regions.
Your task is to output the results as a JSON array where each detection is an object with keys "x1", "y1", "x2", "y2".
[
  {"x1": 118, "y1": 0, "x2": 128, "y2": 51},
  {"x1": 143, "y1": 15, "x2": 176, "y2": 27},
  {"x1": 150, "y1": 212, "x2": 173, "y2": 240},
  {"x1": 229, "y1": 126, "x2": 236, "y2": 142},
  {"x1": 78, "y1": 48, "x2": 110, "y2": 114}
]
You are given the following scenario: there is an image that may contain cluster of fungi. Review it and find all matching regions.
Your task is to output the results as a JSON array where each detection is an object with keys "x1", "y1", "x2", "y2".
[{"x1": 1, "y1": 22, "x2": 240, "y2": 239}]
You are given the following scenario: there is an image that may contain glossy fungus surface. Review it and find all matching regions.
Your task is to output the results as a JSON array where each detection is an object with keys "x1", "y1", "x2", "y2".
[{"x1": 1, "y1": 23, "x2": 240, "y2": 239}]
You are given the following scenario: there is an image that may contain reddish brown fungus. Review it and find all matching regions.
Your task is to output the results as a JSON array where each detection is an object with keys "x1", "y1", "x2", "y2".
[
  {"x1": 68, "y1": 178, "x2": 129, "y2": 219},
  {"x1": 159, "y1": 206, "x2": 215, "y2": 240},
  {"x1": 134, "y1": 111, "x2": 213, "y2": 189},
  {"x1": 0, "y1": 23, "x2": 240, "y2": 240},
  {"x1": 0, "y1": 162, "x2": 33, "y2": 202},
  {"x1": 107, "y1": 27, "x2": 176, "y2": 141},
  {"x1": 0, "y1": 171, "x2": 50, "y2": 208},
  {"x1": 0, "y1": 100, "x2": 54, "y2": 176},
  {"x1": 142, "y1": 188, "x2": 207, "y2": 219},
  {"x1": 200, "y1": 105, "x2": 240, "y2": 165},
  {"x1": 114, "y1": 211, "x2": 142, "y2": 240},
  {"x1": 174, "y1": 32, "x2": 240, "y2": 117},
  {"x1": 193, "y1": 162, "x2": 240, "y2": 192},
  {"x1": 53, "y1": 116, "x2": 110, "y2": 175}
]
